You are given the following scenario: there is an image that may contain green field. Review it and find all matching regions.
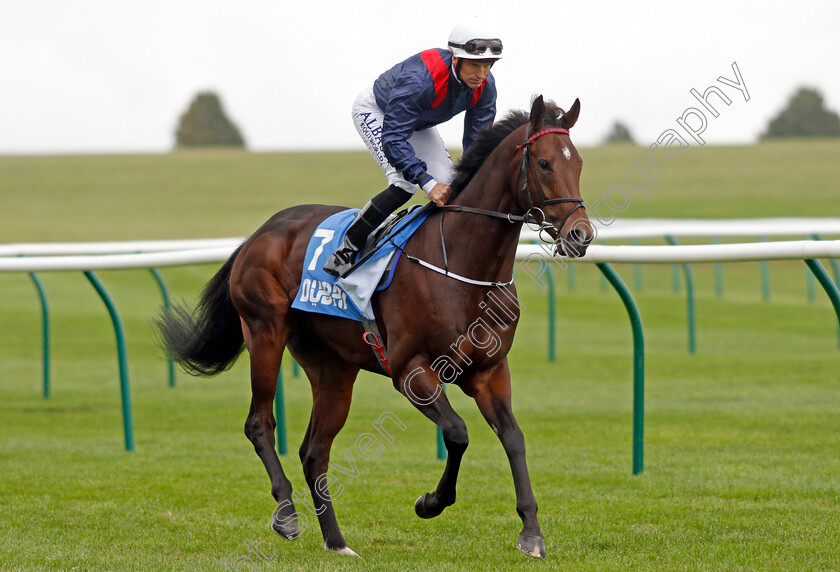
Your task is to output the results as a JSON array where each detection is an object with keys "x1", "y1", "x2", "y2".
[{"x1": 1, "y1": 141, "x2": 839, "y2": 570}]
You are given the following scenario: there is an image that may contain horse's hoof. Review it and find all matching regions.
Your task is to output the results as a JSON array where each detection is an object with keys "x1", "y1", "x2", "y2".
[
  {"x1": 414, "y1": 492, "x2": 451, "y2": 519},
  {"x1": 516, "y1": 532, "x2": 546, "y2": 558},
  {"x1": 271, "y1": 517, "x2": 300, "y2": 540},
  {"x1": 271, "y1": 507, "x2": 300, "y2": 540},
  {"x1": 325, "y1": 541, "x2": 359, "y2": 556},
  {"x1": 414, "y1": 495, "x2": 432, "y2": 519},
  {"x1": 414, "y1": 492, "x2": 450, "y2": 519}
]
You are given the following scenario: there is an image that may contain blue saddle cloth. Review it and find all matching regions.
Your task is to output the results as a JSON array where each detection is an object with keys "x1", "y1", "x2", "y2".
[{"x1": 291, "y1": 206, "x2": 430, "y2": 321}]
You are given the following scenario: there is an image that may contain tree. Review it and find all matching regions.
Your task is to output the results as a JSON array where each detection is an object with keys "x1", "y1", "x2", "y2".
[
  {"x1": 175, "y1": 92, "x2": 246, "y2": 148},
  {"x1": 603, "y1": 121, "x2": 635, "y2": 144},
  {"x1": 761, "y1": 87, "x2": 840, "y2": 139}
]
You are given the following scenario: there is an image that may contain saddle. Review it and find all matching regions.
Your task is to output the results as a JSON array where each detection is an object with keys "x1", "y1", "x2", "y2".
[
  {"x1": 348, "y1": 205, "x2": 428, "y2": 279},
  {"x1": 291, "y1": 204, "x2": 431, "y2": 374},
  {"x1": 292, "y1": 205, "x2": 430, "y2": 320}
]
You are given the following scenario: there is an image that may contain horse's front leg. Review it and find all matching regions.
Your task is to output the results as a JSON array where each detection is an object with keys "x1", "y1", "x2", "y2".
[
  {"x1": 466, "y1": 360, "x2": 545, "y2": 558},
  {"x1": 397, "y1": 360, "x2": 468, "y2": 519}
]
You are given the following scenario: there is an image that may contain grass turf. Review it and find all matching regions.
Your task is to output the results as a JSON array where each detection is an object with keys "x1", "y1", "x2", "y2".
[{"x1": 0, "y1": 141, "x2": 839, "y2": 570}]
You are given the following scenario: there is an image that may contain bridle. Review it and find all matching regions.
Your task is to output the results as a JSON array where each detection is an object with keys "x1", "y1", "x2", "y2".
[
  {"x1": 395, "y1": 123, "x2": 588, "y2": 288},
  {"x1": 514, "y1": 126, "x2": 585, "y2": 241},
  {"x1": 439, "y1": 124, "x2": 586, "y2": 244}
]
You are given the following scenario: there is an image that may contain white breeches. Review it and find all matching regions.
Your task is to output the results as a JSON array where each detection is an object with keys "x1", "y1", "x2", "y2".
[{"x1": 351, "y1": 84, "x2": 455, "y2": 194}]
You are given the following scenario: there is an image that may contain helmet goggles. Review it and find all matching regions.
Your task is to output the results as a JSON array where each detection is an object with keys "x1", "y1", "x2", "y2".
[{"x1": 448, "y1": 38, "x2": 503, "y2": 57}]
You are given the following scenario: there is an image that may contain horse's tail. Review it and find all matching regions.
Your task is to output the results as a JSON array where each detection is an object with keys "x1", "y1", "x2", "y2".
[{"x1": 155, "y1": 244, "x2": 246, "y2": 376}]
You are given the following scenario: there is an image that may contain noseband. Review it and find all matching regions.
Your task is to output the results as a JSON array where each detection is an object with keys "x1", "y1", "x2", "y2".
[{"x1": 515, "y1": 126, "x2": 585, "y2": 240}]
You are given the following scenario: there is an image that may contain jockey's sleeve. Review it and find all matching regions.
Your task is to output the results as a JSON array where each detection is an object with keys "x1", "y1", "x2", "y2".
[
  {"x1": 380, "y1": 75, "x2": 436, "y2": 185},
  {"x1": 463, "y1": 75, "x2": 497, "y2": 150}
]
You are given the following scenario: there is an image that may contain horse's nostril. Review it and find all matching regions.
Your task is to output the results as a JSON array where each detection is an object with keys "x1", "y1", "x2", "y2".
[
  {"x1": 569, "y1": 228, "x2": 587, "y2": 245},
  {"x1": 568, "y1": 224, "x2": 594, "y2": 246}
]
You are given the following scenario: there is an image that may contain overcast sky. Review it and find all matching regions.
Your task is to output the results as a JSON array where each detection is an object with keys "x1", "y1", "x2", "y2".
[{"x1": 1, "y1": 0, "x2": 838, "y2": 154}]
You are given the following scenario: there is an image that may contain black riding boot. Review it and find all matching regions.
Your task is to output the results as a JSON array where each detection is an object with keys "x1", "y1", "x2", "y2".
[{"x1": 323, "y1": 185, "x2": 412, "y2": 278}]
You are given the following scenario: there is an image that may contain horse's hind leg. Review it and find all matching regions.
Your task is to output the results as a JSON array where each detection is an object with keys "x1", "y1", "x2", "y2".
[
  {"x1": 239, "y1": 307, "x2": 300, "y2": 539},
  {"x1": 293, "y1": 342, "x2": 359, "y2": 555}
]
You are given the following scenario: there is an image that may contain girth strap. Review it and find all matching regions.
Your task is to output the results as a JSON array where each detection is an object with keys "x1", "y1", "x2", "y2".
[{"x1": 361, "y1": 317, "x2": 391, "y2": 375}]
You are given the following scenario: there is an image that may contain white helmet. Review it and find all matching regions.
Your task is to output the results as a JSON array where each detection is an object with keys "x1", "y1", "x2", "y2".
[{"x1": 448, "y1": 18, "x2": 503, "y2": 60}]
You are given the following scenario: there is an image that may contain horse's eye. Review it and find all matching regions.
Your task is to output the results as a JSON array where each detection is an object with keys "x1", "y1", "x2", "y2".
[{"x1": 538, "y1": 159, "x2": 550, "y2": 170}]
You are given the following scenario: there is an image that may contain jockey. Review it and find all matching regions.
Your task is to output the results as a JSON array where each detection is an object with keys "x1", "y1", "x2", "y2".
[{"x1": 323, "y1": 18, "x2": 503, "y2": 277}]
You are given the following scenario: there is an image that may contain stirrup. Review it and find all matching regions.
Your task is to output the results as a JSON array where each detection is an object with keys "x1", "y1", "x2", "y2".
[
  {"x1": 322, "y1": 198, "x2": 390, "y2": 278},
  {"x1": 323, "y1": 247, "x2": 358, "y2": 278}
]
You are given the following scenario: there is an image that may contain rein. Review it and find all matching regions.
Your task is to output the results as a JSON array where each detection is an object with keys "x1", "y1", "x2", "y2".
[{"x1": 437, "y1": 204, "x2": 530, "y2": 223}]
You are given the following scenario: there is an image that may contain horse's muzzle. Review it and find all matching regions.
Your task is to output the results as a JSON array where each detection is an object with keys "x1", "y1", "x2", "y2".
[
  {"x1": 528, "y1": 211, "x2": 594, "y2": 258},
  {"x1": 557, "y1": 225, "x2": 593, "y2": 258}
]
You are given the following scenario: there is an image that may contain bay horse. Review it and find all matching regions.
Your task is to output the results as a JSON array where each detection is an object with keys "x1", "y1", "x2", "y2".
[{"x1": 157, "y1": 95, "x2": 593, "y2": 558}]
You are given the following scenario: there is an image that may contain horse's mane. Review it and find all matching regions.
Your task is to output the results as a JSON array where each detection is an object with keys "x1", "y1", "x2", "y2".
[{"x1": 450, "y1": 99, "x2": 567, "y2": 196}]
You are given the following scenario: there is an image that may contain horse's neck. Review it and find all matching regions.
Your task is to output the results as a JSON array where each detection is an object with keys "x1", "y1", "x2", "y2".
[{"x1": 441, "y1": 159, "x2": 521, "y2": 280}]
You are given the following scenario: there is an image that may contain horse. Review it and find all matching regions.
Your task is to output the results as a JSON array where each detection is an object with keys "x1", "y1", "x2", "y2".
[{"x1": 156, "y1": 95, "x2": 593, "y2": 559}]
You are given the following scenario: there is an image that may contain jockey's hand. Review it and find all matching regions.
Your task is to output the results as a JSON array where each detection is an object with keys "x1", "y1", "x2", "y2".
[{"x1": 428, "y1": 183, "x2": 453, "y2": 207}]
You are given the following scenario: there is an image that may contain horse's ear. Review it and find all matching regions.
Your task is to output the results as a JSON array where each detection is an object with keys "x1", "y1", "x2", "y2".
[
  {"x1": 530, "y1": 95, "x2": 546, "y2": 131},
  {"x1": 560, "y1": 98, "x2": 581, "y2": 129}
]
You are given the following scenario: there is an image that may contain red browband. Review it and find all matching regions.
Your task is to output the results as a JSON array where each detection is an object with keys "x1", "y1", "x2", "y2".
[{"x1": 516, "y1": 128, "x2": 570, "y2": 149}]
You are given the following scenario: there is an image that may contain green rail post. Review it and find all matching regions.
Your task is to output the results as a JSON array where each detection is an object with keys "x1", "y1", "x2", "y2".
[
  {"x1": 595, "y1": 263, "x2": 645, "y2": 475},
  {"x1": 804, "y1": 259, "x2": 840, "y2": 349},
  {"x1": 437, "y1": 384, "x2": 447, "y2": 460},
  {"x1": 759, "y1": 236, "x2": 771, "y2": 301},
  {"x1": 546, "y1": 265, "x2": 555, "y2": 362},
  {"x1": 812, "y1": 235, "x2": 840, "y2": 286},
  {"x1": 567, "y1": 263, "x2": 577, "y2": 292},
  {"x1": 632, "y1": 238, "x2": 643, "y2": 292},
  {"x1": 665, "y1": 236, "x2": 696, "y2": 354},
  {"x1": 600, "y1": 240, "x2": 609, "y2": 293},
  {"x1": 712, "y1": 237, "x2": 724, "y2": 298},
  {"x1": 829, "y1": 253, "x2": 840, "y2": 347},
  {"x1": 808, "y1": 235, "x2": 839, "y2": 308},
  {"x1": 668, "y1": 235, "x2": 681, "y2": 294},
  {"x1": 83, "y1": 271, "x2": 135, "y2": 452},
  {"x1": 149, "y1": 268, "x2": 175, "y2": 388},
  {"x1": 275, "y1": 366, "x2": 287, "y2": 455},
  {"x1": 28, "y1": 272, "x2": 50, "y2": 399}
]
